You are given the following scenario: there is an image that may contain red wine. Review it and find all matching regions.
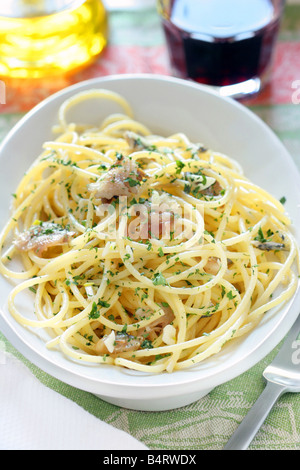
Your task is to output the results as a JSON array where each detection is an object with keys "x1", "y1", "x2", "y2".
[{"x1": 161, "y1": 0, "x2": 283, "y2": 89}]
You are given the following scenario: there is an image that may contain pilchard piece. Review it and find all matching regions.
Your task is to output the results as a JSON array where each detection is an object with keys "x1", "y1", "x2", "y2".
[
  {"x1": 88, "y1": 155, "x2": 147, "y2": 200},
  {"x1": 201, "y1": 180, "x2": 223, "y2": 196},
  {"x1": 204, "y1": 257, "x2": 220, "y2": 275},
  {"x1": 252, "y1": 241, "x2": 286, "y2": 251},
  {"x1": 124, "y1": 131, "x2": 157, "y2": 151},
  {"x1": 183, "y1": 172, "x2": 223, "y2": 197},
  {"x1": 95, "y1": 303, "x2": 175, "y2": 355},
  {"x1": 184, "y1": 172, "x2": 216, "y2": 192},
  {"x1": 136, "y1": 303, "x2": 175, "y2": 342},
  {"x1": 112, "y1": 333, "x2": 143, "y2": 353},
  {"x1": 95, "y1": 332, "x2": 142, "y2": 355},
  {"x1": 14, "y1": 221, "x2": 75, "y2": 255}
]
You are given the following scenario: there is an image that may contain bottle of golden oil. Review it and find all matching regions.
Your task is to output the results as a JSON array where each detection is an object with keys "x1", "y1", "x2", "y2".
[{"x1": 0, "y1": 0, "x2": 108, "y2": 78}]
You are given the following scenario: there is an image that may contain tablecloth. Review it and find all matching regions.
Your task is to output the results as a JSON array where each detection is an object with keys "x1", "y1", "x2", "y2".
[{"x1": 0, "y1": 1, "x2": 299, "y2": 451}]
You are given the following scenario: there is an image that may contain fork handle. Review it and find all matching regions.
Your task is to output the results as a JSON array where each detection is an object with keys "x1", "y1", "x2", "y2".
[{"x1": 224, "y1": 381, "x2": 287, "y2": 450}]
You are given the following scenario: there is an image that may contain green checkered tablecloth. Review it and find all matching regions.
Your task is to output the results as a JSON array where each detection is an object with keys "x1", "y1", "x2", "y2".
[{"x1": 0, "y1": 2, "x2": 300, "y2": 450}]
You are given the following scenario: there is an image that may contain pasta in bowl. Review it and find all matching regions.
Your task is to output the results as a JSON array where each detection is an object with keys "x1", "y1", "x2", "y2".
[
  {"x1": 0, "y1": 75, "x2": 299, "y2": 410},
  {"x1": 1, "y1": 86, "x2": 299, "y2": 376}
]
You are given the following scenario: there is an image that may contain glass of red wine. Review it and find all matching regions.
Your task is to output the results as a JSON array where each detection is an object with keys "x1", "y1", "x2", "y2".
[{"x1": 157, "y1": 0, "x2": 285, "y2": 99}]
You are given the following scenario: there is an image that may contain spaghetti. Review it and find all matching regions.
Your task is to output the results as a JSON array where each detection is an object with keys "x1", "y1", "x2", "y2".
[{"x1": 0, "y1": 88, "x2": 299, "y2": 373}]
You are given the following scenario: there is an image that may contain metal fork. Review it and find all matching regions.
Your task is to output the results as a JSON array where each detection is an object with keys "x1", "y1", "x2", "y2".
[{"x1": 224, "y1": 314, "x2": 300, "y2": 450}]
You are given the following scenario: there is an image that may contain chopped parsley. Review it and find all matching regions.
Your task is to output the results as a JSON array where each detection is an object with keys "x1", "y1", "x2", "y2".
[
  {"x1": 97, "y1": 299, "x2": 110, "y2": 308},
  {"x1": 280, "y1": 196, "x2": 286, "y2": 205},
  {"x1": 226, "y1": 290, "x2": 237, "y2": 300},
  {"x1": 125, "y1": 177, "x2": 140, "y2": 187},
  {"x1": 175, "y1": 160, "x2": 185, "y2": 174},
  {"x1": 152, "y1": 272, "x2": 168, "y2": 286},
  {"x1": 141, "y1": 339, "x2": 153, "y2": 349},
  {"x1": 89, "y1": 302, "x2": 100, "y2": 320},
  {"x1": 254, "y1": 227, "x2": 274, "y2": 244},
  {"x1": 158, "y1": 247, "x2": 164, "y2": 257}
]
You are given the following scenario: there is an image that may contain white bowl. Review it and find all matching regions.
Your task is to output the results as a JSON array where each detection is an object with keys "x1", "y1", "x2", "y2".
[{"x1": 0, "y1": 74, "x2": 299, "y2": 411}]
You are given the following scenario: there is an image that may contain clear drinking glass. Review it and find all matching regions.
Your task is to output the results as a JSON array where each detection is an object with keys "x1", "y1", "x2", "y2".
[
  {"x1": 157, "y1": 0, "x2": 285, "y2": 99},
  {"x1": 0, "y1": 0, "x2": 108, "y2": 78}
]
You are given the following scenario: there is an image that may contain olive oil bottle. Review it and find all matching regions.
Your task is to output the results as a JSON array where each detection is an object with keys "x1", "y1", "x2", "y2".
[{"x1": 0, "y1": 0, "x2": 108, "y2": 78}]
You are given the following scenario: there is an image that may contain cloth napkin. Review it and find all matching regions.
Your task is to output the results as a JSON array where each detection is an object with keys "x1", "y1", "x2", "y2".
[{"x1": 0, "y1": 353, "x2": 148, "y2": 450}]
